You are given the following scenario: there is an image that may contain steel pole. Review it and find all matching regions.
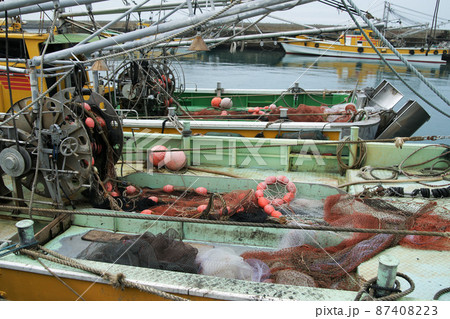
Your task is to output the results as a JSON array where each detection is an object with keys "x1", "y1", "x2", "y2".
[
  {"x1": 31, "y1": 0, "x2": 317, "y2": 66},
  {"x1": 0, "y1": 0, "x2": 108, "y2": 18}
]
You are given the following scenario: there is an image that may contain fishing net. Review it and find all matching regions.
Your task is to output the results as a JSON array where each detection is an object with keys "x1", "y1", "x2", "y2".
[
  {"x1": 195, "y1": 247, "x2": 270, "y2": 282},
  {"x1": 399, "y1": 210, "x2": 450, "y2": 251},
  {"x1": 138, "y1": 188, "x2": 266, "y2": 221},
  {"x1": 267, "y1": 104, "x2": 356, "y2": 123},
  {"x1": 190, "y1": 103, "x2": 356, "y2": 123},
  {"x1": 241, "y1": 194, "x2": 438, "y2": 290},
  {"x1": 77, "y1": 229, "x2": 199, "y2": 273}
]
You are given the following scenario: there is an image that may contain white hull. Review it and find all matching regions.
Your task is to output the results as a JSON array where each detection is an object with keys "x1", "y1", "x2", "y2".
[{"x1": 281, "y1": 43, "x2": 448, "y2": 64}]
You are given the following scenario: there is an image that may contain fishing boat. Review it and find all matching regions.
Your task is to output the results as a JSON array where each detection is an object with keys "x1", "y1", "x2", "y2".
[
  {"x1": 0, "y1": 0, "x2": 449, "y2": 302},
  {"x1": 0, "y1": 29, "x2": 430, "y2": 141},
  {"x1": 1, "y1": 126, "x2": 449, "y2": 301},
  {"x1": 279, "y1": 29, "x2": 450, "y2": 64}
]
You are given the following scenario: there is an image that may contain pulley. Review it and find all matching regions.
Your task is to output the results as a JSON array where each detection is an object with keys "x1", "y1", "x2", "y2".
[{"x1": 0, "y1": 147, "x2": 31, "y2": 177}]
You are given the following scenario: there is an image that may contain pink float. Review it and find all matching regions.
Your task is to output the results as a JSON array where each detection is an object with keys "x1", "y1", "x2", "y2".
[
  {"x1": 164, "y1": 148, "x2": 187, "y2": 171},
  {"x1": 163, "y1": 184, "x2": 174, "y2": 193},
  {"x1": 195, "y1": 187, "x2": 208, "y2": 195},
  {"x1": 149, "y1": 145, "x2": 167, "y2": 167}
]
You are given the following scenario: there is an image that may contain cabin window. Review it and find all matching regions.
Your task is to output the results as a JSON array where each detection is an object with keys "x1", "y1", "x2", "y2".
[{"x1": 0, "y1": 38, "x2": 29, "y2": 59}]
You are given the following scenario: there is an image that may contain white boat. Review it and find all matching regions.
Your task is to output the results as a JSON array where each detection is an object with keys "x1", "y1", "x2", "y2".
[{"x1": 280, "y1": 29, "x2": 449, "y2": 64}]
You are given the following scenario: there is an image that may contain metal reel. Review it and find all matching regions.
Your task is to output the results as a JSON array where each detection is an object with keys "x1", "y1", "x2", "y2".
[
  {"x1": 5, "y1": 97, "x2": 94, "y2": 199},
  {"x1": 51, "y1": 88, "x2": 123, "y2": 163},
  {"x1": 115, "y1": 59, "x2": 178, "y2": 115}
]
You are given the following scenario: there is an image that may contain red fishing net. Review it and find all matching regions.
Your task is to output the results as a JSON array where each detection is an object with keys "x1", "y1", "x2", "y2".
[
  {"x1": 267, "y1": 104, "x2": 356, "y2": 123},
  {"x1": 241, "y1": 194, "x2": 441, "y2": 290},
  {"x1": 189, "y1": 103, "x2": 356, "y2": 122},
  {"x1": 140, "y1": 188, "x2": 260, "y2": 219}
]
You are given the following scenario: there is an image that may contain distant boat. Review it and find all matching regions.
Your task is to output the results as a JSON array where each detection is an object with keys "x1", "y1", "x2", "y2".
[{"x1": 279, "y1": 29, "x2": 450, "y2": 64}]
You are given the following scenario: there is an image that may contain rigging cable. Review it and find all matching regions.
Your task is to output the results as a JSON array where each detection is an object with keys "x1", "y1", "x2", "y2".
[
  {"x1": 3, "y1": 10, "x2": 21, "y2": 151},
  {"x1": 341, "y1": 0, "x2": 450, "y2": 118}
]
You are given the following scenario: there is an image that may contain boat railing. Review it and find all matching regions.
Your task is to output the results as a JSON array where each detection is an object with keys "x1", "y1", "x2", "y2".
[{"x1": 116, "y1": 109, "x2": 139, "y2": 120}]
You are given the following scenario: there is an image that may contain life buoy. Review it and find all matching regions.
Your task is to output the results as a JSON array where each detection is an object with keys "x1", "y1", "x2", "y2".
[
  {"x1": 409, "y1": 50, "x2": 415, "y2": 55},
  {"x1": 357, "y1": 47, "x2": 364, "y2": 53},
  {"x1": 443, "y1": 50, "x2": 448, "y2": 54},
  {"x1": 433, "y1": 50, "x2": 439, "y2": 55},
  {"x1": 420, "y1": 48, "x2": 425, "y2": 52},
  {"x1": 315, "y1": 43, "x2": 319, "y2": 48}
]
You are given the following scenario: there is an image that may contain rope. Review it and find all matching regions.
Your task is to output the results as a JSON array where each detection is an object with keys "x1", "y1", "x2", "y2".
[
  {"x1": 433, "y1": 287, "x2": 450, "y2": 300},
  {"x1": 2, "y1": 205, "x2": 448, "y2": 238},
  {"x1": 336, "y1": 136, "x2": 367, "y2": 171},
  {"x1": 20, "y1": 246, "x2": 189, "y2": 301},
  {"x1": 354, "y1": 272, "x2": 415, "y2": 301},
  {"x1": 338, "y1": 176, "x2": 444, "y2": 188}
]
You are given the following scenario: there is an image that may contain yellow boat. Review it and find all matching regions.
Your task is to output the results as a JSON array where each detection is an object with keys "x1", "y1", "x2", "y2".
[{"x1": 279, "y1": 29, "x2": 449, "y2": 64}]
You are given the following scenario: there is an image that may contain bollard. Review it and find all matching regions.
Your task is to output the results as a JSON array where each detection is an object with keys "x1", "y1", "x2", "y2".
[
  {"x1": 280, "y1": 108, "x2": 288, "y2": 120},
  {"x1": 168, "y1": 107, "x2": 176, "y2": 117},
  {"x1": 375, "y1": 254, "x2": 399, "y2": 297},
  {"x1": 15, "y1": 220, "x2": 38, "y2": 246}
]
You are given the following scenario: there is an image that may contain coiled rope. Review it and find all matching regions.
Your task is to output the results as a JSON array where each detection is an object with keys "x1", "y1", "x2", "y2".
[{"x1": 354, "y1": 272, "x2": 415, "y2": 301}]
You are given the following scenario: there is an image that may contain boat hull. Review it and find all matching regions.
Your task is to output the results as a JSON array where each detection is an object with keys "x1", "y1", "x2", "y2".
[{"x1": 280, "y1": 42, "x2": 448, "y2": 64}]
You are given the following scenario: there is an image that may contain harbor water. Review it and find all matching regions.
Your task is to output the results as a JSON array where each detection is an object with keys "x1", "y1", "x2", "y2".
[{"x1": 176, "y1": 48, "x2": 450, "y2": 144}]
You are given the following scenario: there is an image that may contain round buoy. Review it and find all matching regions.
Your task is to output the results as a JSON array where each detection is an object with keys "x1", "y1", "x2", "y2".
[
  {"x1": 149, "y1": 145, "x2": 167, "y2": 167},
  {"x1": 276, "y1": 175, "x2": 289, "y2": 185},
  {"x1": 195, "y1": 187, "x2": 208, "y2": 195},
  {"x1": 148, "y1": 196, "x2": 158, "y2": 203},
  {"x1": 197, "y1": 205, "x2": 207, "y2": 213},
  {"x1": 265, "y1": 176, "x2": 277, "y2": 185},
  {"x1": 221, "y1": 111, "x2": 228, "y2": 116},
  {"x1": 85, "y1": 117, "x2": 95, "y2": 128},
  {"x1": 286, "y1": 182, "x2": 296, "y2": 194},
  {"x1": 163, "y1": 184, "x2": 174, "y2": 193},
  {"x1": 126, "y1": 185, "x2": 137, "y2": 195},
  {"x1": 164, "y1": 148, "x2": 187, "y2": 171},
  {"x1": 96, "y1": 116, "x2": 106, "y2": 128},
  {"x1": 110, "y1": 191, "x2": 120, "y2": 197},
  {"x1": 248, "y1": 108, "x2": 255, "y2": 113},
  {"x1": 83, "y1": 103, "x2": 91, "y2": 111},
  {"x1": 257, "y1": 182, "x2": 267, "y2": 190},
  {"x1": 271, "y1": 211, "x2": 282, "y2": 218},
  {"x1": 220, "y1": 98, "x2": 233, "y2": 109},
  {"x1": 283, "y1": 192, "x2": 295, "y2": 203},
  {"x1": 258, "y1": 197, "x2": 270, "y2": 208},
  {"x1": 264, "y1": 204, "x2": 275, "y2": 215},
  {"x1": 269, "y1": 104, "x2": 277, "y2": 111},
  {"x1": 255, "y1": 190, "x2": 264, "y2": 198},
  {"x1": 211, "y1": 97, "x2": 222, "y2": 108},
  {"x1": 141, "y1": 209, "x2": 153, "y2": 215}
]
